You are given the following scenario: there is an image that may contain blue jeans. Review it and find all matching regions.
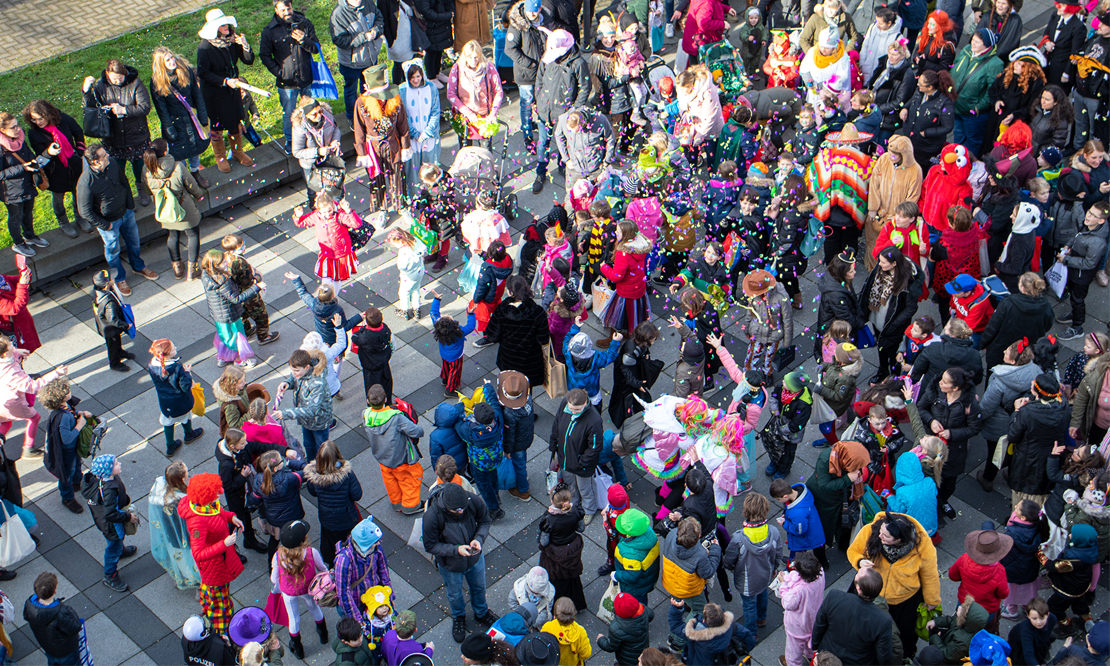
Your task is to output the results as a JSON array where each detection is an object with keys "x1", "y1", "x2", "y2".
[
  {"x1": 96, "y1": 209, "x2": 145, "y2": 282},
  {"x1": 741, "y1": 589, "x2": 768, "y2": 636},
  {"x1": 58, "y1": 447, "x2": 82, "y2": 501},
  {"x1": 518, "y1": 85, "x2": 535, "y2": 143},
  {"x1": 953, "y1": 113, "x2": 988, "y2": 154},
  {"x1": 472, "y1": 466, "x2": 500, "y2": 512},
  {"x1": 598, "y1": 440, "x2": 628, "y2": 485},
  {"x1": 47, "y1": 652, "x2": 79, "y2": 666},
  {"x1": 186, "y1": 154, "x2": 200, "y2": 170},
  {"x1": 535, "y1": 120, "x2": 554, "y2": 179},
  {"x1": 509, "y1": 450, "x2": 530, "y2": 493},
  {"x1": 439, "y1": 552, "x2": 489, "y2": 618},
  {"x1": 278, "y1": 86, "x2": 313, "y2": 149},
  {"x1": 104, "y1": 523, "x2": 125, "y2": 576},
  {"x1": 302, "y1": 427, "x2": 330, "y2": 462},
  {"x1": 338, "y1": 64, "x2": 368, "y2": 121}
]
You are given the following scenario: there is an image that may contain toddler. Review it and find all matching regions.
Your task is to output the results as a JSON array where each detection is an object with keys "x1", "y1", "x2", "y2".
[
  {"x1": 270, "y1": 520, "x2": 328, "y2": 660},
  {"x1": 737, "y1": 8, "x2": 765, "y2": 76},
  {"x1": 949, "y1": 528, "x2": 1011, "y2": 634},
  {"x1": 541, "y1": 597, "x2": 592, "y2": 666},
  {"x1": 1000, "y1": 500, "x2": 1045, "y2": 620},
  {"x1": 362, "y1": 585, "x2": 395, "y2": 665},
  {"x1": 776, "y1": 550, "x2": 825, "y2": 666},
  {"x1": 385, "y1": 228, "x2": 425, "y2": 320},
  {"x1": 820, "y1": 320, "x2": 853, "y2": 364},
  {"x1": 539, "y1": 226, "x2": 573, "y2": 293},
  {"x1": 294, "y1": 193, "x2": 364, "y2": 282},
  {"x1": 429, "y1": 290, "x2": 476, "y2": 397},
  {"x1": 222, "y1": 234, "x2": 279, "y2": 344},
  {"x1": 1062, "y1": 332, "x2": 1109, "y2": 399},
  {"x1": 352, "y1": 307, "x2": 394, "y2": 404}
]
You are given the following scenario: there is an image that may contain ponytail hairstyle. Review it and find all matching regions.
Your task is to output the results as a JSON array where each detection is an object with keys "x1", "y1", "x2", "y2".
[
  {"x1": 1032, "y1": 334, "x2": 1061, "y2": 374},
  {"x1": 1018, "y1": 272, "x2": 1046, "y2": 297},
  {"x1": 551, "y1": 483, "x2": 573, "y2": 511},
  {"x1": 257, "y1": 450, "x2": 284, "y2": 496},
  {"x1": 307, "y1": 349, "x2": 327, "y2": 376},
  {"x1": 919, "y1": 436, "x2": 947, "y2": 484},
  {"x1": 148, "y1": 338, "x2": 176, "y2": 377},
  {"x1": 1004, "y1": 338, "x2": 1034, "y2": 365},
  {"x1": 164, "y1": 461, "x2": 188, "y2": 508},
  {"x1": 142, "y1": 138, "x2": 170, "y2": 178},
  {"x1": 247, "y1": 398, "x2": 269, "y2": 426}
]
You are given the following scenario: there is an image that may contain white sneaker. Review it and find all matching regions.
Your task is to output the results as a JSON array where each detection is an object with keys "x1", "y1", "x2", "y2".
[{"x1": 665, "y1": 23, "x2": 674, "y2": 38}]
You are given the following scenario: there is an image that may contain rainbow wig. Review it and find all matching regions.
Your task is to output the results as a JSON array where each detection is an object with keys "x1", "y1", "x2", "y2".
[
  {"x1": 714, "y1": 413, "x2": 748, "y2": 455},
  {"x1": 677, "y1": 396, "x2": 711, "y2": 435}
]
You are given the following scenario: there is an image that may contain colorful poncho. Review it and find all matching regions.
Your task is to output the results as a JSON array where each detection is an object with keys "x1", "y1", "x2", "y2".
[{"x1": 805, "y1": 143, "x2": 872, "y2": 227}]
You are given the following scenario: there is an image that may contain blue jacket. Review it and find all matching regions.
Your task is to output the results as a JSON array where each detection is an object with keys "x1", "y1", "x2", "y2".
[
  {"x1": 293, "y1": 276, "x2": 358, "y2": 345},
  {"x1": 430, "y1": 402, "x2": 468, "y2": 470},
  {"x1": 668, "y1": 603, "x2": 754, "y2": 666},
  {"x1": 247, "y1": 461, "x2": 306, "y2": 526},
  {"x1": 304, "y1": 459, "x2": 364, "y2": 532},
  {"x1": 431, "y1": 298, "x2": 476, "y2": 363},
  {"x1": 887, "y1": 451, "x2": 938, "y2": 536},
  {"x1": 564, "y1": 324, "x2": 621, "y2": 398},
  {"x1": 147, "y1": 360, "x2": 195, "y2": 419},
  {"x1": 850, "y1": 107, "x2": 882, "y2": 138},
  {"x1": 454, "y1": 384, "x2": 505, "y2": 472},
  {"x1": 473, "y1": 258, "x2": 514, "y2": 304},
  {"x1": 780, "y1": 483, "x2": 825, "y2": 552},
  {"x1": 1002, "y1": 520, "x2": 1043, "y2": 586}
]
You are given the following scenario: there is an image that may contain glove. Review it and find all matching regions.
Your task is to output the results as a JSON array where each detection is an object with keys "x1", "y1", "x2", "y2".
[{"x1": 356, "y1": 155, "x2": 373, "y2": 168}]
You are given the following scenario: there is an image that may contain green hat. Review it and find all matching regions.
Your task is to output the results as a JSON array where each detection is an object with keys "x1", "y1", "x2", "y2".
[
  {"x1": 616, "y1": 508, "x2": 651, "y2": 537},
  {"x1": 362, "y1": 64, "x2": 399, "y2": 100},
  {"x1": 783, "y1": 370, "x2": 809, "y2": 392}
]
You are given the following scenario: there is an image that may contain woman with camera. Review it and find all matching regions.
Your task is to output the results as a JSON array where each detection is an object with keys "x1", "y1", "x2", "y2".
[
  {"x1": 1, "y1": 111, "x2": 57, "y2": 258},
  {"x1": 23, "y1": 100, "x2": 90, "y2": 239},
  {"x1": 196, "y1": 9, "x2": 255, "y2": 174},
  {"x1": 82, "y1": 59, "x2": 154, "y2": 206}
]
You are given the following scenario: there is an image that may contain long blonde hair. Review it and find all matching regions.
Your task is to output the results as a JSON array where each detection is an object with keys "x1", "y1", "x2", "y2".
[
  {"x1": 151, "y1": 47, "x2": 193, "y2": 98},
  {"x1": 461, "y1": 40, "x2": 488, "y2": 69}
]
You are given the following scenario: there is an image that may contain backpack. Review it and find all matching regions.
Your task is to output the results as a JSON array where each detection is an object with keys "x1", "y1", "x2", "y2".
[
  {"x1": 393, "y1": 398, "x2": 424, "y2": 460},
  {"x1": 153, "y1": 177, "x2": 186, "y2": 226}
]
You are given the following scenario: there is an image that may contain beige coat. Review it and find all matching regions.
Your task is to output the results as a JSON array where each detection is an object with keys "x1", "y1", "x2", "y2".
[
  {"x1": 864, "y1": 135, "x2": 922, "y2": 270},
  {"x1": 454, "y1": 0, "x2": 493, "y2": 52},
  {"x1": 142, "y1": 156, "x2": 205, "y2": 231}
]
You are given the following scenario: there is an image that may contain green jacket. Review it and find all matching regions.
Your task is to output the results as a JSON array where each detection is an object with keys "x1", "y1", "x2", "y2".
[
  {"x1": 806, "y1": 448, "x2": 855, "y2": 545},
  {"x1": 928, "y1": 601, "x2": 989, "y2": 663},
  {"x1": 332, "y1": 635, "x2": 373, "y2": 665},
  {"x1": 816, "y1": 360, "x2": 861, "y2": 416},
  {"x1": 951, "y1": 46, "x2": 1004, "y2": 115}
]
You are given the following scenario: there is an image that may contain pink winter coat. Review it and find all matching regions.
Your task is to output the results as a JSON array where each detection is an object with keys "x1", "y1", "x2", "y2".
[
  {"x1": 682, "y1": 0, "x2": 727, "y2": 55},
  {"x1": 0, "y1": 352, "x2": 61, "y2": 414},
  {"x1": 779, "y1": 569, "x2": 825, "y2": 640},
  {"x1": 295, "y1": 208, "x2": 363, "y2": 261}
]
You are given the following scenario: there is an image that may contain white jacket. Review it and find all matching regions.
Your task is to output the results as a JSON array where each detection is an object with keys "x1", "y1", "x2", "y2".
[{"x1": 859, "y1": 16, "x2": 903, "y2": 82}]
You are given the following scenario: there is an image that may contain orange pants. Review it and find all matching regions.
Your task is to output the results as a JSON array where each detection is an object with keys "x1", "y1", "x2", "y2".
[{"x1": 380, "y1": 463, "x2": 423, "y2": 510}]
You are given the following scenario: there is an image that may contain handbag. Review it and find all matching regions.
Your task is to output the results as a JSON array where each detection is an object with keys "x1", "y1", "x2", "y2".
[
  {"x1": 310, "y1": 569, "x2": 339, "y2": 607},
  {"x1": 1045, "y1": 260, "x2": 1068, "y2": 299},
  {"x1": 542, "y1": 343, "x2": 567, "y2": 400},
  {"x1": 264, "y1": 591, "x2": 290, "y2": 626},
  {"x1": 2, "y1": 148, "x2": 48, "y2": 191},
  {"x1": 591, "y1": 278, "x2": 615, "y2": 316},
  {"x1": 855, "y1": 325, "x2": 876, "y2": 348},
  {"x1": 83, "y1": 88, "x2": 112, "y2": 139},
  {"x1": 0, "y1": 501, "x2": 35, "y2": 568},
  {"x1": 308, "y1": 43, "x2": 340, "y2": 100},
  {"x1": 860, "y1": 485, "x2": 885, "y2": 525},
  {"x1": 596, "y1": 577, "x2": 621, "y2": 623},
  {"x1": 309, "y1": 154, "x2": 346, "y2": 195},
  {"x1": 191, "y1": 381, "x2": 206, "y2": 417}
]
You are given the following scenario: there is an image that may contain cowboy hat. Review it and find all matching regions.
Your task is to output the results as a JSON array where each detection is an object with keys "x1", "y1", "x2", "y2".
[
  {"x1": 826, "y1": 122, "x2": 873, "y2": 143},
  {"x1": 964, "y1": 529, "x2": 1014, "y2": 565},
  {"x1": 245, "y1": 382, "x2": 270, "y2": 404},
  {"x1": 199, "y1": 9, "x2": 237, "y2": 40},
  {"x1": 362, "y1": 64, "x2": 399, "y2": 100},
  {"x1": 742, "y1": 270, "x2": 776, "y2": 297},
  {"x1": 497, "y1": 370, "x2": 529, "y2": 409}
]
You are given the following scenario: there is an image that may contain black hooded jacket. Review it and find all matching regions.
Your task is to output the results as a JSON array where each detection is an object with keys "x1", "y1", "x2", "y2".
[
  {"x1": 422, "y1": 487, "x2": 492, "y2": 572},
  {"x1": 24, "y1": 597, "x2": 82, "y2": 658},
  {"x1": 979, "y1": 292, "x2": 1055, "y2": 370},
  {"x1": 1008, "y1": 399, "x2": 1070, "y2": 495},
  {"x1": 260, "y1": 11, "x2": 319, "y2": 88},
  {"x1": 911, "y1": 334, "x2": 984, "y2": 390},
  {"x1": 182, "y1": 634, "x2": 237, "y2": 666},
  {"x1": 815, "y1": 272, "x2": 867, "y2": 336}
]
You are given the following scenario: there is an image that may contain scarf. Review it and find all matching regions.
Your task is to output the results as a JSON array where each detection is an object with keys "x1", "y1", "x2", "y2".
[
  {"x1": 0, "y1": 127, "x2": 25, "y2": 153},
  {"x1": 460, "y1": 62, "x2": 489, "y2": 108},
  {"x1": 881, "y1": 539, "x2": 914, "y2": 563},
  {"x1": 812, "y1": 43, "x2": 846, "y2": 69},
  {"x1": 208, "y1": 36, "x2": 234, "y2": 48},
  {"x1": 869, "y1": 270, "x2": 895, "y2": 312},
  {"x1": 829, "y1": 440, "x2": 871, "y2": 500},
  {"x1": 43, "y1": 125, "x2": 75, "y2": 166},
  {"x1": 781, "y1": 387, "x2": 800, "y2": 404},
  {"x1": 548, "y1": 504, "x2": 571, "y2": 515}
]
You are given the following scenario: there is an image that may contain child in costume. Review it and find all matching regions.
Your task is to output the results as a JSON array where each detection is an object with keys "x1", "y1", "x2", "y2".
[
  {"x1": 294, "y1": 193, "x2": 364, "y2": 283},
  {"x1": 363, "y1": 585, "x2": 395, "y2": 664},
  {"x1": 764, "y1": 28, "x2": 802, "y2": 89}
]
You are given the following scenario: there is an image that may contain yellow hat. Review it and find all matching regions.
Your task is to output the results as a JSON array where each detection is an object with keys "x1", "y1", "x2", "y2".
[{"x1": 361, "y1": 586, "x2": 394, "y2": 618}]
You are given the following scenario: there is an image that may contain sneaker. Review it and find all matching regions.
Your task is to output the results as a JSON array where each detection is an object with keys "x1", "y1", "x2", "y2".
[
  {"x1": 1056, "y1": 315, "x2": 1073, "y2": 325},
  {"x1": 1097, "y1": 270, "x2": 1109, "y2": 287},
  {"x1": 582, "y1": 512, "x2": 594, "y2": 526},
  {"x1": 401, "y1": 505, "x2": 425, "y2": 516},
  {"x1": 942, "y1": 503, "x2": 957, "y2": 520},
  {"x1": 507, "y1": 488, "x2": 531, "y2": 501},
  {"x1": 773, "y1": 472, "x2": 787, "y2": 480},
  {"x1": 474, "y1": 611, "x2": 500, "y2": 627},
  {"x1": 452, "y1": 616, "x2": 468, "y2": 643},
  {"x1": 811, "y1": 439, "x2": 829, "y2": 448},
  {"x1": 257, "y1": 332, "x2": 281, "y2": 345},
  {"x1": 167, "y1": 439, "x2": 183, "y2": 457},
  {"x1": 1000, "y1": 605, "x2": 1021, "y2": 620},
  {"x1": 12, "y1": 244, "x2": 36, "y2": 257},
  {"x1": 236, "y1": 358, "x2": 257, "y2": 369},
  {"x1": 665, "y1": 22, "x2": 675, "y2": 37},
  {"x1": 216, "y1": 359, "x2": 231, "y2": 367},
  {"x1": 22, "y1": 445, "x2": 43, "y2": 458},
  {"x1": 532, "y1": 177, "x2": 545, "y2": 194},
  {"x1": 524, "y1": 137, "x2": 536, "y2": 155},
  {"x1": 103, "y1": 574, "x2": 128, "y2": 592},
  {"x1": 473, "y1": 337, "x2": 495, "y2": 348},
  {"x1": 137, "y1": 268, "x2": 159, "y2": 280},
  {"x1": 63, "y1": 499, "x2": 85, "y2": 514},
  {"x1": 444, "y1": 388, "x2": 456, "y2": 398},
  {"x1": 490, "y1": 508, "x2": 506, "y2": 521},
  {"x1": 764, "y1": 460, "x2": 777, "y2": 476},
  {"x1": 116, "y1": 280, "x2": 131, "y2": 296},
  {"x1": 1060, "y1": 326, "x2": 1084, "y2": 341},
  {"x1": 26, "y1": 235, "x2": 50, "y2": 248},
  {"x1": 110, "y1": 363, "x2": 131, "y2": 372},
  {"x1": 0, "y1": 570, "x2": 15, "y2": 582},
  {"x1": 184, "y1": 427, "x2": 205, "y2": 443},
  {"x1": 121, "y1": 545, "x2": 137, "y2": 558}
]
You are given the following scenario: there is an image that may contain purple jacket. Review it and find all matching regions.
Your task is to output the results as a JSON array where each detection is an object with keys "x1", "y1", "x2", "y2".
[
  {"x1": 334, "y1": 539, "x2": 392, "y2": 635},
  {"x1": 382, "y1": 630, "x2": 433, "y2": 666}
]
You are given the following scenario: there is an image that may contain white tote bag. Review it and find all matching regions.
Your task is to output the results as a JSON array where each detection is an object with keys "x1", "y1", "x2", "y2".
[
  {"x1": 594, "y1": 468, "x2": 614, "y2": 504},
  {"x1": 1045, "y1": 261, "x2": 1068, "y2": 299},
  {"x1": 596, "y1": 577, "x2": 621, "y2": 624},
  {"x1": 0, "y1": 501, "x2": 35, "y2": 568}
]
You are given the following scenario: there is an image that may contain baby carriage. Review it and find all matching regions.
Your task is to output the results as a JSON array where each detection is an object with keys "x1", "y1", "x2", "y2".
[
  {"x1": 698, "y1": 39, "x2": 751, "y2": 104},
  {"x1": 448, "y1": 124, "x2": 519, "y2": 221},
  {"x1": 643, "y1": 56, "x2": 678, "y2": 134}
]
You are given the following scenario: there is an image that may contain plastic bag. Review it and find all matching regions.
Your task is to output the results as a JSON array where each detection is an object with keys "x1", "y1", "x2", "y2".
[
  {"x1": 191, "y1": 382, "x2": 206, "y2": 417},
  {"x1": 591, "y1": 278, "x2": 615, "y2": 316},
  {"x1": 594, "y1": 468, "x2": 614, "y2": 506},
  {"x1": 596, "y1": 578, "x2": 621, "y2": 624},
  {"x1": 916, "y1": 602, "x2": 943, "y2": 641},
  {"x1": 1045, "y1": 260, "x2": 1067, "y2": 299},
  {"x1": 0, "y1": 502, "x2": 35, "y2": 568},
  {"x1": 308, "y1": 44, "x2": 339, "y2": 100}
]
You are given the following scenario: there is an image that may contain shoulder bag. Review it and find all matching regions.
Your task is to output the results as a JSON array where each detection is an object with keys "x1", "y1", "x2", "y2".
[
  {"x1": 2, "y1": 148, "x2": 48, "y2": 191},
  {"x1": 83, "y1": 87, "x2": 112, "y2": 139}
]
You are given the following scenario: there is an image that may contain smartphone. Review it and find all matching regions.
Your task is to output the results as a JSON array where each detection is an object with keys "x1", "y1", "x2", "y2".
[{"x1": 14, "y1": 254, "x2": 26, "y2": 271}]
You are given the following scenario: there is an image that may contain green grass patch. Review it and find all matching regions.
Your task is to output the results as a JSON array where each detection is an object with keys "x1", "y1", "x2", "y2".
[{"x1": 0, "y1": 0, "x2": 351, "y2": 249}]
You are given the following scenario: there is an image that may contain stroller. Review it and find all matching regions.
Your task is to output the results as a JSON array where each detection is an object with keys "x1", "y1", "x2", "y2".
[
  {"x1": 643, "y1": 56, "x2": 678, "y2": 134},
  {"x1": 697, "y1": 39, "x2": 751, "y2": 104},
  {"x1": 449, "y1": 126, "x2": 519, "y2": 221}
]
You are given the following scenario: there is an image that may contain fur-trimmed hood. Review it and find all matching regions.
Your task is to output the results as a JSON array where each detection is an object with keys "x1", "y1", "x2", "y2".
[
  {"x1": 1078, "y1": 488, "x2": 1110, "y2": 520},
  {"x1": 508, "y1": 0, "x2": 531, "y2": 30},
  {"x1": 303, "y1": 460, "x2": 353, "y2": 486},
  {"x1": 211, "y1": 382, "x2": 242, "y2": 405},
  {"x1": 684, "y1": 611, "x2": 735, "y2": 641}
]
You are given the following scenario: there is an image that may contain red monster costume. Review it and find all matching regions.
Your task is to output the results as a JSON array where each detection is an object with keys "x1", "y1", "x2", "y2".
[
  {"x1": 179, "y1": 473, "x2": 244, "y2": 634},
  {"x1": 764, "y1": 31, "x2": 801, "y2": 89},
  {"x1": 920, "y1": 144, "x2": 973, "y2": 232}
]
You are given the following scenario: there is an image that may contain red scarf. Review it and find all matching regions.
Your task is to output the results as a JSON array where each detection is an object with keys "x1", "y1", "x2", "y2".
[{"x1": 44, "y1": 125, "x2": 75, "y2": 167}]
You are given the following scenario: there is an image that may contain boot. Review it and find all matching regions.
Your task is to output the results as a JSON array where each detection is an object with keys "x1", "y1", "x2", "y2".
[
  {"x1": 187, "y1": 262, "x2": 201, "y2": 281},
  {"x1": 289, "y1": 634, "x2": 305, "y2": 659},
  {"x1": 172, "y1": 261, "x2": 186, "y2": 280},
  {"x1": 229, "y1": 132, "x2": 254, "y2": 166},
  {"x1": 316, "y1": 618, "x2": 329, "y2": 643},
  {"x1": 211, "y1": 133, "x2": 231, "y2": 173}
]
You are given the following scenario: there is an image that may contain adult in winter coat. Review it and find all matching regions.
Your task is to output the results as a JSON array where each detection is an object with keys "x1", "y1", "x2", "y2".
[
  {"x1": 485, "y1": 276, "x2": 551, "y2": 387},
  {"x1": 23, "y1": 100, "x2": 89, "y2": 238},
  {"x1": 811, "y1": 568, "x2": 894, "y2": 666},
  {"x1": 82, "y1": 60, "x2": 153, "y2": 204},
  {"x1": 1006, "y1": 374, "x2": 1070, "y2": 503},
  {"x1": 555, "y1": 107, "x2": 616, "y2": 192},
  {"x1": 859, "y1": 246, "x2": 924, "y2": 380},
  {"x1": 951, "y1": 31, "x2": 1004, "y2": 152},
  {"x1": 680, "y1": 0, "x2": 727, "y2": 57},
  {"x1": 454, "y1": 0, "x2": 492, "y2": 52},
  {"x1": 505, "y1": 0, "x2": 547, "y2": 150},
  {"x1": 329, "y1": 0, "x2": 385, "y2": 119},
  {"x1": 911, "y1": 317, "x2": 984, "y2": 389},
  {"x1": 550, "y1": 391, "x2": 604, "y2": 515},
  {"x1": 448, "y1": 42, "x2": 504, "y2": 146},
  {"x1": 887, "y1": 450, "x2": 939, "y2": 537},
  {"x1": 896, "y1": 70, "x2": 955, "y2": 171},
  {"x1": 846, "y1": 512, "x2": 941, "y2": 661},
  {"x1": 1071, "y1": 352, "x2": 1110, "y2": 446},
  {"x1": 982, "y1": 52, "x2": 1046, "y2": 158},
  {"x1": 800, "y1": 0, "x2": 861, "y2": 53},
  {"x1": 598, "y1": 593, "x2": 654, "y2": 666},
  {"x1": 676, "y1": 65, "x2": 724, "y2": 148},
  {"x1": 613, "y1": 509, "x2": 660, "y2": 604},
  {"x1": 911, "y1": 11, "x2": 957, "y2": 74},
  {"x1": 978, "y1": 339, "x2": 1040, "y2": 486},
  {"x1": 142, "y1": 139, "x2": 206, "y2": 279},
  {"x1": 533, "y1": 30, "x2": 591, "y2": 193},
  {"x1": 860, "y1": 8, "x2": 902, "y2": 82},
  {"x1": 865, "y1": 137, "x2": 922, "y2": 269},
  {"x1": 1028, "y1": 85, "x2": 1073, "y2": 154},
  {"x1": 736, "y1": 270, "x2": 793, "y2": 375},
  {"x1": 178, "y1": 473, "x2": 246, "y2": 634},
  {"x1": 304, "y1": 441, "x2": 364, "y2": 566},
  {"x1": 1041, "y1": 1, "x2": 1086, "y2": 88},
  {"x1": 195, "y1": 9, "x2": 255, "y2": 174},
  {"x1": 667, "y1": 601, "x2": 754, "y2": 666},
  {"x1": 149, "y1": 48, "x2": 210, "y2": 187},
  {"x1": 260, "y1": 0, "x2": 320, "y2": 149},
  {"x1": 919, "y1": 367, "x2": 981, "y2": 520},
  {"x1": 199, "y1": 249, "x2": 263, "y2": 367},
  {"x1": 413, "y1": 0, "x2": 454, "y2": 81},
  {"x1": 868, "y1": 43, "x2": 916, "y2": 145},
  {"x1": 975, "y1": 0, "x2": 1022, "y2": 62},
  {"x1": 814, "y1": 253, "x2": 867, "y2": 358},
  {"x1": 979, "y1": 272, "x2": 1054, "y2": 372},
  {"x1": 292, "y1": 99, "x2": 344, "y2": 209},
  {"x1": 807, "y1": 440, "x2": 870, "y2": 550},
  {"x1": 0, "y1": 112, "x2": 53, "y2": 256}
]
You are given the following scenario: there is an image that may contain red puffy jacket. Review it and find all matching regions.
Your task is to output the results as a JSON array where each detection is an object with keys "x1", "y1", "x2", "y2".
[
  {"x1": 600, "y1": 236, "x2": 650, "y2": 299},
  {"x1": 948, "y1": 553, "x2": 1010, "y2": 615},
  {"x1": 179, "y1": 502, "x2": 245, "y2": 587}
]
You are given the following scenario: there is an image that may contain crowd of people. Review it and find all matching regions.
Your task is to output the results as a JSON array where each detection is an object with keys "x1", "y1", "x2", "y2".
[{"x1": 3, "y1": 0, "x2": 1110, "y2": 662}]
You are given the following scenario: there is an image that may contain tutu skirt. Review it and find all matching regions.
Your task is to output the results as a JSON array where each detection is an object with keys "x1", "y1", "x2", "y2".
[
  {"x1": 601, "y1": 293, "x2": 651, "y2": 332},
  {"x1": 214, "y1": 320, "x2": 255, "y2": 363},
  {"x1": 316, "y1": 253, "x2": 358, "y2": 282}
]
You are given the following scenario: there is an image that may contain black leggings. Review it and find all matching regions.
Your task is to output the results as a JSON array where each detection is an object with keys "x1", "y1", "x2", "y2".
[
  {"x1": 4, "y1": 201, "x2": 34, "y2": 245},
  {"x1": 167, "y1": 226, "x2": 200, "y2": 263},
  {"x1": 425, "y1": 49, "x2": 443, "y2": 79},
  {"x1": 51, "y1": 190, "x2": 78, "y2": 224}
]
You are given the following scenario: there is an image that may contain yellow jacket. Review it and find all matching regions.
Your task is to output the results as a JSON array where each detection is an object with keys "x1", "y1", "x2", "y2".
[
  {"x1": 541, "y1": 620, "x2": 593, "y2": 666},
  {"x1": 846, "y1": 512, "x2": 942, "y2": 607}
]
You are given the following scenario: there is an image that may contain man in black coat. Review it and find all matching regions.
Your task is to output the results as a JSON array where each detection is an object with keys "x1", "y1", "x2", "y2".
[
  {"x1": 812, "y1": 567, "x2": 894, "y2": 666},
  {"x1": 550, "y1": 389, "x2": 604, "y2": 521},
  {"x1": 910, "y1": 318, "x2": 984, "y2": 389},
  {"x1": 24, "y1": 573, "x2": 83, "y2": 664},
  {"x1": 531, "y1": 29, "x2": 591, "y2": 194},
  {"x1": 260, "y1": 0, "x2": 319, "y2": 150},
  {"x1": 423, "y1": 483, "x2": 498, "y2": 643},
  {"x1": 181, "y1": 615, "x2": 236, "y2": 666}
]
